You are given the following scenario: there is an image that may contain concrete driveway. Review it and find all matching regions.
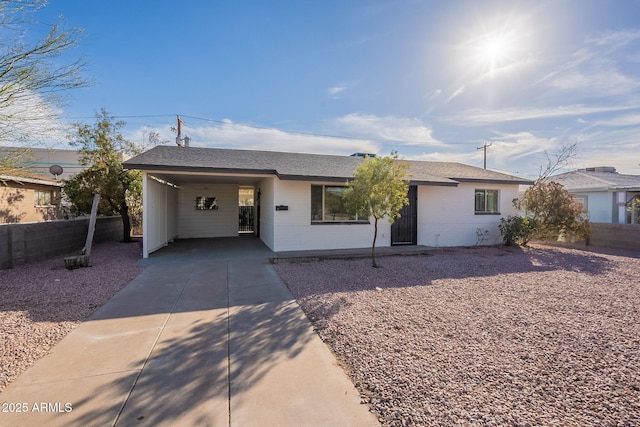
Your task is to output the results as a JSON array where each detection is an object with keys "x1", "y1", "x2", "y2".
[{"x1": 0, "y1": 237, "x2": 378, "y2": 426}]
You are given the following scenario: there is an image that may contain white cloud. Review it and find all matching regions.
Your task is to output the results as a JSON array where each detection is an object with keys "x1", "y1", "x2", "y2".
[
  {"x1": 409, "y1": 150, "x2": 478, "y2": 165},
  {"x1": 129, "y1": 119, "x2": 380, "y2": 156},
  {"x1": 587, "y1": 29, "x2": 640, "y2": 48},
  {"x1": 333, "y1": 113, "x2": 445, "y2": 146},
  {"x1": 487, "y1": 132, "x2": 557, "y2": 164},
  {"x1": 591, "y1": 114, "x2": 640, "y2": 128},
  {"x1": 547, "y1": 69, "x2": 639, "y2": 95},
  {"x1": 538, "y1": 29, "x2": 640, "y2": 95},
  {"x1": 444, "y1": 104, "x2": 639, "y2": 125},
  {"x1": 425, "y1": 89, "x2": 442, "y2": 101},
  {"x1": 328, "y1": 85, "x2": 348, "y2": 96},
  {"x1": 446, "y1": 85, "x2": 465, "y2": 103},
  {"x1": 0, "y1": 89, "x2": 68, "y2": 147}
]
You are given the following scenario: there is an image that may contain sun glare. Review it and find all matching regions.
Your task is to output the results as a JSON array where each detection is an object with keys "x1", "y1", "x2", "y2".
[
  {"x1": 480, "y1": 34, "x2": 514, "y2": 78},
  {"x1": 484, "y1": 38, "x2": 508, "y2": 60},
  {"x1": 459, "y1": 14, "x2": 532, "y2": 82}
]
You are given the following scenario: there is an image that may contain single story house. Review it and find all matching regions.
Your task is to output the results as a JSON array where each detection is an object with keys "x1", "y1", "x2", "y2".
[
  {"x1": 0, "y1": 173, "x2": 64, "y2": 223},
  {"x1": 550, "y1": 167, "x2": 640, "y2": 225},
  {"x1": 123, "y1": 146, "x2": 532, "y2": 258}
]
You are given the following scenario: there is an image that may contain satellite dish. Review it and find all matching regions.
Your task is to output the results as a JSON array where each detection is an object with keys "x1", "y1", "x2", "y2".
[{"x1": 49, "y1": 164, "x2": 63, "y2": 178}]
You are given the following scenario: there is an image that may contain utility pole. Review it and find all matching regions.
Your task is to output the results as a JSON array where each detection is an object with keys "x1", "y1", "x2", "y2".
[
  {"x1": 477, "y1": 142, "x2": 492, "y2": 170},
  {"x1": 175, "y1": 115, "x2": 191, "y2": 147}
]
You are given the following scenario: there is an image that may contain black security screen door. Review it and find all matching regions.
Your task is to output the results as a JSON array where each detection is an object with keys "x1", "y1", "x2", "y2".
[{"x1": 391, "y1": 186, "x2": 417, "y2": 245}]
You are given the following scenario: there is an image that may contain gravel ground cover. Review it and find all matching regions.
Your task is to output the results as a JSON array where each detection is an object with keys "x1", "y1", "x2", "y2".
[
  {"x1": 0, "y1": 240, "x2": 144, "y2": 392},
  {"x1": 275, "y1": 244, "x2": 640, "y2": 426}
]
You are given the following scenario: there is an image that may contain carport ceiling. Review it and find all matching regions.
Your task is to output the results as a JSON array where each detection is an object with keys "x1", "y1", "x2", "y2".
[{"x1": 150, "y1": 173, "x2": 264, "y2": 186}]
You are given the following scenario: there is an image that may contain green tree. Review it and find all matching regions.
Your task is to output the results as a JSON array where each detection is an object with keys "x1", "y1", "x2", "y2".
[
  {"x1": 0, "y1": 0, "x2": 86, "y2": 146},
  {"x1": 344, "y1": 152, "x2": 410, "y2": 267},
  {"x1": 63, "y1": 109, "x2": 140, "y2": 242},
  {"x1": 518, "y1": 181, "x2": 590, "y2": 242}
]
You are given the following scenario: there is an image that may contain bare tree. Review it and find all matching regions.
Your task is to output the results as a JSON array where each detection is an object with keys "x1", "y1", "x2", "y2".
[
  {"x1": 0, "y1": 146, "x2": 33, "y2": 178},
  {"x1": 537, "y1": 141, "x2": 578, "y2": 181},
  {"x1": 0, "y1": 0, "x2": 86, "y2": 148},
  {"x1": 509, "y1": 140, "x2": 590, "y2": 244}
]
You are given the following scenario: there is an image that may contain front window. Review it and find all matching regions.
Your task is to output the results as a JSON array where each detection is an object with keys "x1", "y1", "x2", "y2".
[
  {"x1": 627, "y1": 195, "x2": 640, "y2": 224},
  {"x1": 475, "y1": 189, "x2": 499, "y2": 214},
  {"x1": 311, "y1": 185, "x2": 366, "y2": 223}
]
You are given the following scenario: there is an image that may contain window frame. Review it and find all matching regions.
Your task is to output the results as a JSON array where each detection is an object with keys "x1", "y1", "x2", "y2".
[
  {"x1": 474, "y1": 189, "x2": 500, "y2": 215},
  {"x1": 34, "y1": 190, "x2": 55, "y2": 207},
  {"x1": 311, "y1": 184, "x2": 369, "y2": 224}
]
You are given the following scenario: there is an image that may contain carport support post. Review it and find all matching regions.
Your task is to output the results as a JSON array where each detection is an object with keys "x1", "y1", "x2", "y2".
[{"x1": 142, "y1": 171, "x2": 148, "y2": 258}]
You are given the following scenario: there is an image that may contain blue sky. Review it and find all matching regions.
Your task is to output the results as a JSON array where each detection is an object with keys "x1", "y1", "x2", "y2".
[{"x1": 31, "y1": 0, "x2": 640, "y2": 178}]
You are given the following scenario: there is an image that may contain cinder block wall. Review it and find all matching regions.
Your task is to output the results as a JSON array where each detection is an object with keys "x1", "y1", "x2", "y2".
[
  {"x1": 588, "y1": 223, "x2": 640, "y2": 251},
  {"x1": 0, "y1": 216, "x2": 123, "y2": 269}
]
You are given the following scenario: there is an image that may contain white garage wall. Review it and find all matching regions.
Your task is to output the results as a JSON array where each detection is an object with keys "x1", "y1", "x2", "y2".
[
  {"x1": 143, "y1": 174, "x2": 179, "y2": 257},
  {"x1": 177, "y1": 183, "x2": 239, "y2": 238},
  {"x1": 271, "y1": 180, "x2": 390, "y2": 252},
  {"x1": 167, "y1": 184, "x2": 178, "y2": 241},
  {"x1": 417, "y1": 183, "x2": 520, "y2": 247}
]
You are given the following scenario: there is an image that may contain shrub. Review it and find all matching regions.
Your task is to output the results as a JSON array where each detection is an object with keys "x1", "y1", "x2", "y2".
[
  {"x1": 499, "y1": 215, "x2": 538, "y2": 246},
  {"x1": 518, "y1": 181, "x2": 590, "y2": 242}
]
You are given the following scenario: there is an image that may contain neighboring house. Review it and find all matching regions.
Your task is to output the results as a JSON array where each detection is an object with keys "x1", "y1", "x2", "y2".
[
  {"x1": 124, "y1": 146, "x2": 531, "y2": 257},
  {"x1": 0, "y1": 174, "x2": 64, "y2": 223},
  {"x1": 0, "y1": 147, "x2": 83, "y2": 180},
  {"x1": 550, "y1": 167, "x2": 640, "y2": 225}
]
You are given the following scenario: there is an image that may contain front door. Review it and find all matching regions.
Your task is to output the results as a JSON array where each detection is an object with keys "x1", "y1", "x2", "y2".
[{"x1": 391, "y1": 185, "x2": 417, "y2": 245}]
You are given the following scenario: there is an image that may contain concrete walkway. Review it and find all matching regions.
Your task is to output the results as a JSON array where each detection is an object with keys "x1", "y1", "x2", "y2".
[{"x1": 1, "y1": 239, "x2": 379, "y2": 426}]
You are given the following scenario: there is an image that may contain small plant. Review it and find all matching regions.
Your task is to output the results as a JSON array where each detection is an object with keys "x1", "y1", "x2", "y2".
[{"x1": 499, "y1": 215, "x2": 538, "y2": 246}]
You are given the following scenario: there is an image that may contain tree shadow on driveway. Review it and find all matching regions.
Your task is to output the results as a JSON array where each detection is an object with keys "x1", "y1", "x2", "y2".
[{"x1": 65, "y1": 260, "x2": 314, "y2": 427}]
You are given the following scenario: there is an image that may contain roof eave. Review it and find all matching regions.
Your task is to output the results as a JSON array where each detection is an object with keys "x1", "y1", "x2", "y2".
[
  {"x1": 278, "y1": 174, "x2": 352, "y2": 182},
  {"x1": 453, "y1": 177, "x2": 534, "y2": 185},
  {"x1": 409, "y1": 179, "x2": 458, "y2": 187},
  {"x1": 0, "y1": 174, "x2": 64, "y2": 187},
  {"x1": 123, "y1": 163, "x2": 278, "y2": 176}
]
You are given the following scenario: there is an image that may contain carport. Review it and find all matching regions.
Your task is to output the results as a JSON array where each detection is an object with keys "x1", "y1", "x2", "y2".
[
  {"x1": 139, "y1": 170, "x2": 274, "y2": 258},
  {"x1": 139, "y1": 236, "x2": 275, "y2": 264}
]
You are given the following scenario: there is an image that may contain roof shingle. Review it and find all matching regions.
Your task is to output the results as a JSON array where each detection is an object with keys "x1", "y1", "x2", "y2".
[
  {"x1": 550, "y1": 170, "x2": 640, "y2": 191},
  {"x1": 124, "y1": 145, "x2": 531, "y2": 185}
]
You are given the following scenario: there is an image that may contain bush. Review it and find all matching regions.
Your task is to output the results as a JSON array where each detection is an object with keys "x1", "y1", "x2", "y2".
[
  {"x1": 499, "y1": 215, "x2": 538, "y2": 246},
  {"x1": 518, "y1": 181, "x2": 590, "y2": 242}
]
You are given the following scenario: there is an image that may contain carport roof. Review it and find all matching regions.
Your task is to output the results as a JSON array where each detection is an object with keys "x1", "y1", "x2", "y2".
[{"x1": 123, "y1": 145, "x2": 532, "y2": 186}]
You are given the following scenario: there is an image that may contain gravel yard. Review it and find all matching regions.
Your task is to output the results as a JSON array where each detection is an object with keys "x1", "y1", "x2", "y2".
[
  {"x1": 0, "y1": 240, "x2": 144, "y2": 392},
  {"x1": 275, "y1": 244, "x2": 640, "y2": 426}
]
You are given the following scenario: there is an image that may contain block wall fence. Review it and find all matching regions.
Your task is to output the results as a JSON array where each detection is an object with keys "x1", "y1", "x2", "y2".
[
  {"x1": 0, "y1": 216, "x2": 123, "y2": 269},
  {"x1": 587, "y1": 223, "x2": 640, "y2": 252}
]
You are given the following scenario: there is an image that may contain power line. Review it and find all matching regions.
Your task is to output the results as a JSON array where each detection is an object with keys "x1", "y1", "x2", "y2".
[
  {"x1": 67, "y1": 114, "x2": 174, "y2": 120},
  {"x1": 66, "y1": 113, "x2": 480, "y2": 147},
  {"x1": 181, "y1": 114, "x2": 381, "y2": 143}
]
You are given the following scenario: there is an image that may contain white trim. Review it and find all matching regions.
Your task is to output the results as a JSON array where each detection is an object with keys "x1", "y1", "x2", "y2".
[
  {"x1": 0, "y1": 174, "x2": 63, "y2": 187},
  {"x1": 142, "y1": 171, "x2": 148, "y2": 258}
]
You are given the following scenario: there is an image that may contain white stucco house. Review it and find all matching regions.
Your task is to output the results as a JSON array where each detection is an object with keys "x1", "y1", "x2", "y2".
[
  {"x1": 123, "y1": 146, "x2": 532, "y2": 258},
  {"x1": 550, "y1": 167, "x2": 640, "y2": 225}
]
